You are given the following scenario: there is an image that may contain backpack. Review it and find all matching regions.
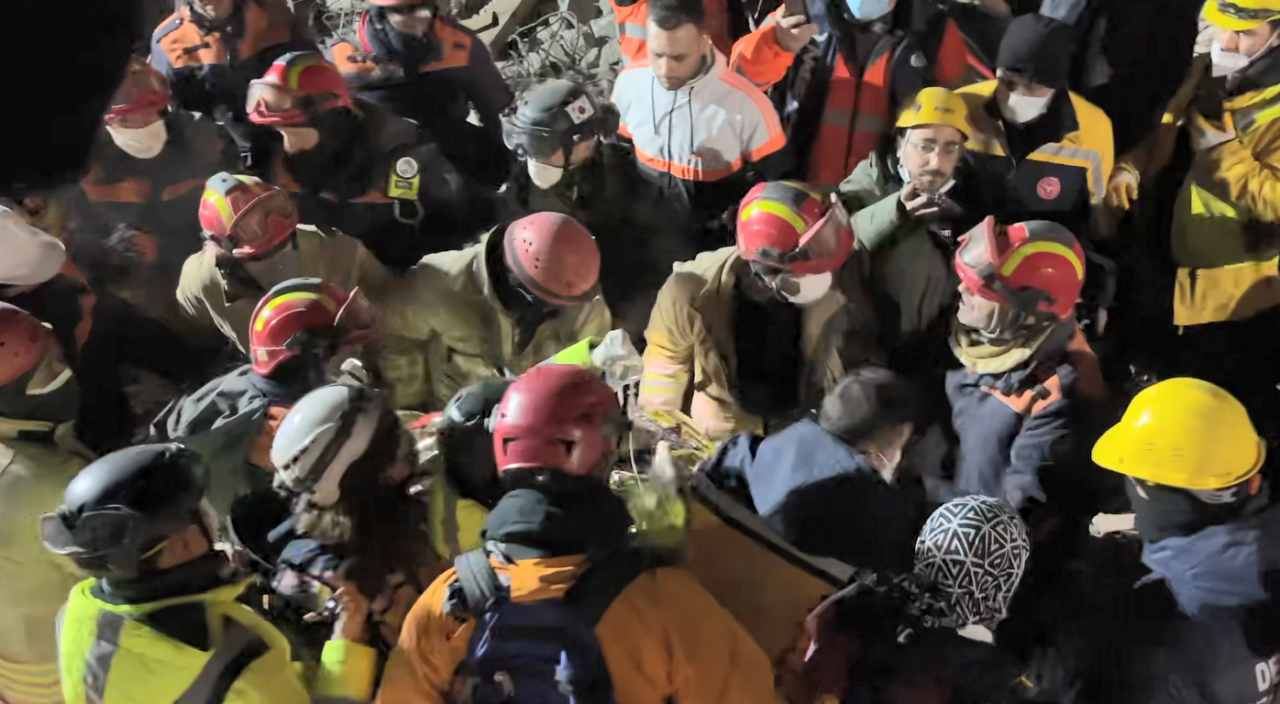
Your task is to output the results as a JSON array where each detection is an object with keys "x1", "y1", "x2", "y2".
[{"x1": 446, "y1": 546, "x2": 671, "y2": 704}]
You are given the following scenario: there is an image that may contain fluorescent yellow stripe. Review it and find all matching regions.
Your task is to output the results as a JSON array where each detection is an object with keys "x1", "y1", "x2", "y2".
[
  {"x1": 740, "y1": 201, "x2": 806, "y2": 236},
  {"x1": 779, "y1": 180, "x2": 822, "y2": 200},
  {"x1": 286, "y1": 54, "x2": 325, "y2": 90},
  {"x1": 202, "y1": 189, "x2": 235, "y2": 229},
  {"x1": 999, "y1": 241, "x2": 1084, "y2": 280},
  {"x1": 252, "y1": 292, "x2": 337, "y2": 331}
]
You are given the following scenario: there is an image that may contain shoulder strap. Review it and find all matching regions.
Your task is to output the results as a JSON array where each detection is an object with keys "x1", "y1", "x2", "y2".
[
  {"x1": 566, "y1": 549, "x2": 674, "y2": 627},
  {"x1": 454, "y1": 548, "x2": 506, "y2": 615},
  {"x1": 172, "y1": 617, "x2": 270, "y2": 704}
]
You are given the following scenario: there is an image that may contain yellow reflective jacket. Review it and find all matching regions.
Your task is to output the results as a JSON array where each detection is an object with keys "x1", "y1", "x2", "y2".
[
  {"x1": 1171, "y1": 63, "x2": 1280, "y2": 326},
  {"x1": 377, "y1": 233, "x2": 613, "y2": 410},
  {"x1": 638, "y1": 247, "x2": 848, "y2": 440},
  {"x1": 0, "y1": 420, "x2": 93, "y2": 704},
  {"x1": 58, "y1": 579, "x2": 376, "y2": 704},
  {"x1": 175, "y1": 225, "x2": 391, "y2": 352}
]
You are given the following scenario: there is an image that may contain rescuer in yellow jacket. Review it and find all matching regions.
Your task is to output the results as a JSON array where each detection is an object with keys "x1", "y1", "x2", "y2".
[
  {"x1": 378, "y1": 212, "x2": 612, "y2": 411},
  {"x1": 1106, "y1": 0, "x2": 1280, "y2": 327},
  {"x1": 639, "y1": 181, "x2": 853, "y2": 440},
  {"x1": 0, "y1": 304, "x2": 95, "y2": 704},
  {"x1": 42, "y1": 444, "x2": 376, "y2": 704}
]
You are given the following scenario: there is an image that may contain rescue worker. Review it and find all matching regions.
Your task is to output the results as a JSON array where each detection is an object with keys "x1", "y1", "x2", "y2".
[
  {"x1": 0, "y1": 304, "x2": 94, "y2": 704},
  {"x1": 267, "y1": 382, "x2": 443, "y2": 649},
  {"x1": 177, "y1": 172, "x2": 390, "y2": 352},
  {"x1": 701, "y1": 365, "x2": 926, "y2": 572},
  {"x1": 797, "y1": 496, "x2": 1057, "y2": 704},
  {"x1": 1105, "y1": 0, "x2": 1280, "y2": 431},
  {"x1": 72, "y1": 57, "x2": 235, "y2": 320},
  {"x1": 328, "y1": 0, "x2": 513, "y2": 189},
  {"x1": 952, "y1": 13, "x2": 1115, "y2": 241},
  {"x1": 838, "y1": 86, "x2": 969, "y2": 359},
  {"x1": 41, "y1": 443, "x2": 376, "y2": 704},
  {"x1": 150, "y1": 0, "x2": 316, "y2": 167},
  {"x1": 248, "y1": 51, "x2": 495, "y2": 271},
  {"x1": 377, "y1": 364, "x2": 783, "y2": 704},
  {"x1": 378, "y1": 211, "x2": 611, "y2": 411},
  {"x1": 770, "y1": 0, "x2": 1003, "y2": 189},
  {"x1": 609, "y1": 0, "x2": 787, "y2": 239},
  {"x1": 639, "y1": 180, "x2": 854, "y2": 439},
  {"x1": 154, "y1": 278, "x2": 377, "y2": 516},
  {"x1": 500, "y1": 78, "x2": 696, "y2": 339},
  {"x1": 946, "y1": 217, "x2": 1106, "y2": 511},
  {"x1": 1090, "y1": 378, "x2": 1280, "y2": 704}
]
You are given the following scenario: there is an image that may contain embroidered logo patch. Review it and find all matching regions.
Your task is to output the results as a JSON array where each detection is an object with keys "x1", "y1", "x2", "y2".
[{"x1": 1036, "y1": 176, "x2": 1061, "y2": 200}]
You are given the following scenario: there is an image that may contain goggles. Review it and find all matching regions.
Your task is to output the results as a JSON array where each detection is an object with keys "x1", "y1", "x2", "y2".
[{"x1": 502, "y1": 120, "x2": 569, "y2": 161}]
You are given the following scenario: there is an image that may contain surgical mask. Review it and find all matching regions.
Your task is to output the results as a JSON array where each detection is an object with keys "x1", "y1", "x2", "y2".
[
  {"x1": 105, "y1": 120, "x2": 168, "y2": 159},
  {"x1": 1211, "y1": 40, "x2": 1258, "y2": 77},
  {"x1": 780, "y1": 271, "x2": 833, "y2": 305},
  {"x1": 527, "y1": 159, "x2": 565, "y2": 189},
  {"x1": 845, "y1": 0, "x2": 893, "y2": 21},
  {"x1": 999, "y1": 91, "x2": 1053, "y2": 125}
]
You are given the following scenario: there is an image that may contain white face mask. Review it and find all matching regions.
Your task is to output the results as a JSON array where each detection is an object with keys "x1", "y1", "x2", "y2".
[
  {"x1": 105, "y1": 120, "x2": 168, "y2": 159},
  {"x1": 780, "y1": 271, "x2": 834, "y2": 305},
  {"x1": 845, "y1": 0, "x2": 893, "y2": 21},
  {"x1": 999, "y1": 91, "x2": 1053, "y2": 125},
  {"x1": 1211, "y1": 39, "x2": 1265, "y2": 77},
  {"x1": 527, "y1": 159, "x2": 565, "y2": 189}
]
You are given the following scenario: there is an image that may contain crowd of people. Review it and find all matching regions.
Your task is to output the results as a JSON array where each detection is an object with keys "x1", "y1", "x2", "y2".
[{"x1": 3, "y1": 0, "x2": 1280, "y2": 701}]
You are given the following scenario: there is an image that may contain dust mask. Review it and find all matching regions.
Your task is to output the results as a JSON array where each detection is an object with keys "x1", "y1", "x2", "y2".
[
  {"x1": 780, "y1": 271, "x2": 833, "y2": 305},
  {"x1": 527, "y1": 159, "x2": 565, "y2": 189},
  {"x1": 999, "y1": 91, "x2": 1053, "y2": 125},
  {"x1": 845, "y1": 0, "x2": 893, "y2": 21},
  {"x1": 105, "y1": 120, "x2": 168, "y2": 159},
  {"x1": 1209, "y1": 36, "x2": 1276, "y2": 76}
]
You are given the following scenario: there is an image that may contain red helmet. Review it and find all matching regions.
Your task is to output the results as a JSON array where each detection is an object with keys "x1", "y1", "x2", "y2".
[
  {"x1": 502, "y1": 213, "x2": 601, "y2": 306},
  {"x1": 954, "y1": 216, "x2": 1086, "y2": 322},
  {"x1": 737, "y1": 181, "x2": 855, "y2": 275},
  {"x1": 491, "y1": 365, "x2": 623, "y2": 477},
  {"x1": 247, "y1": 52, "x2": 355, "y2": 126},
  {"x1": 105, "y1": 57, "x2": 170, "y2": 120},
  {"x1": 198, "y1": 172, "x2": 299, "y2": 258},
  {"x1": 0, "y1": 304, "x2": 56, "y2": 387},
  {"x1": 249, "y1": 278, "x2": 378, "y2": 376}
]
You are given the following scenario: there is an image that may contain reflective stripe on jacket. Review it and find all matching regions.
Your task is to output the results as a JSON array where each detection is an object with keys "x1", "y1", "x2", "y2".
[
  {"x1": 638, "y1": 246, "x2": 847, "y2": 440},
  {"x1": 57, "y1": 579, "x2": 375, "y2": 704},
  {"x1": 611, "y1": 51, "x2": 786, "y2": 183},
  {"x1": 1171, "y1": 67, "x2": 1280, "y2": 326},
  {"x1": 377, "y1": 233, "x2": 612, "y2": 410}
]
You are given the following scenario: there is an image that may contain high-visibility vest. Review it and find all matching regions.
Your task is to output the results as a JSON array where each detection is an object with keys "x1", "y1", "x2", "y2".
[{"x1": 807, "y1": 20, "x2": 992, "y2": 188}]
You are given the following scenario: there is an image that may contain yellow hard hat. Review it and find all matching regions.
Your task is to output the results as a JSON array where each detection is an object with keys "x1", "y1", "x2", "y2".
[
  {"x1": 896, "y1": 87, "x2": 971, "y2": 139},
  {"x1": 1092, "y1": 378, "x2": 1266, "y2": 491},
  {"x1": 1204, "y1": 0, "x2": 1280, "y2": 31}
]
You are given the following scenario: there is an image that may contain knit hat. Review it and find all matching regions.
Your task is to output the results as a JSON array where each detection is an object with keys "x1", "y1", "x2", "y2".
[{"x1": 996, "y1": 14, "x2": 1077, "y2": 89}]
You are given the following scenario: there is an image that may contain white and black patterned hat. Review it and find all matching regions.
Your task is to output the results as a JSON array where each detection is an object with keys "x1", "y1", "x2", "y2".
[{"x1": 913, "y1": 496, "x2": 1031, "y2": 629}]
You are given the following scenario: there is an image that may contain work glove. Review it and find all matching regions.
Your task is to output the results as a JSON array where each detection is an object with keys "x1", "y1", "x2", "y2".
[
  {"x1": 1104, "y1": 163, "x2": 1140, "y2": 210},
  {"x1": 1187, "y1": 111, "x2": 1237, "y2": 151}
]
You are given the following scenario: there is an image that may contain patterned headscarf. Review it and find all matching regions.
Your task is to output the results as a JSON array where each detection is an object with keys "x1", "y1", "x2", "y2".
[{"x1": 913, "y1": 496, "x2": 1031, "y2": 629}]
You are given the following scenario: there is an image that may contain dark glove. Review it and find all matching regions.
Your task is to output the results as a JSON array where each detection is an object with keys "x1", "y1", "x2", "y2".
[{"x1": 1019, "y1": 649, "x2": 1080, "y2": 704}]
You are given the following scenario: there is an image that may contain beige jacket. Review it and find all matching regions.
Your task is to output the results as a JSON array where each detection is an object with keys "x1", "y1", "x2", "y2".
[
  {"x1": 378, "y1": 234, "x2": 613, "y2": 410},
  {"x1": 175, "y1": 225, "x2": 390, "y2": 352},
  {"x1": 638, "y1": 247, "x2": 848, "y2": 439}
]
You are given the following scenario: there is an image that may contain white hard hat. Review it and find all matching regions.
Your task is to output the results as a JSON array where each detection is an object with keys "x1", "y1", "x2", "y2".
[
  {"x1": 0, "y1": 206, "x2": 66, "y2": 286},
  {"x1": 270, "y1": 383, "x2": 387, "y2": 508}
]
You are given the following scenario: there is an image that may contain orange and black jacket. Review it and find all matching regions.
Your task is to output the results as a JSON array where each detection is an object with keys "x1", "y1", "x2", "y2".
[{"x1": 150, "y1": 0, "x2": 316, "y2": 156}]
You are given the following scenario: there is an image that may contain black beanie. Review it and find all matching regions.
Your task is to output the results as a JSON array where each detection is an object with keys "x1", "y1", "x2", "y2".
[{"x1": 996, "y1": 14, "x2": 1077, "y2": 90}]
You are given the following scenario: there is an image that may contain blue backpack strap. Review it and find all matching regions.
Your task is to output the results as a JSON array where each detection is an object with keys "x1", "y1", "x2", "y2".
[{"x1": 454, "y1": 548, "x2": 506, "y2": 615}]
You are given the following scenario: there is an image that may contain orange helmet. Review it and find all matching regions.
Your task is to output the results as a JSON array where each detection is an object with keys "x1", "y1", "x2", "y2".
[
  {"x1": 105, "y1": 57, "x2": 170, "y2": 120},
  {"x1": 491, "y1": 365, "x2": 624, "y2": 477},
  {"x1": 502, "y1": 213, "x2": 601, "y2": 306},
  {"x1": 954, "y1": 216, "x2": 1085, "y2": 322},
  {"x1": 198, "y1": 173, "x2": 299, "y2": 259},
  {"x1": 737, "y1": 181, "x2": 855, "y2": 276},
  {"x1": 247, "y1": 52, "x2": 355, "y2": 126},
  {"x1": 249, "y1": 279, "x2": 378, "y2": 376}
]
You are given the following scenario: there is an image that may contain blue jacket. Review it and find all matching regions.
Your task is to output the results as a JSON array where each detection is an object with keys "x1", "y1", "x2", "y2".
[
  {"x1": 945, "y1": 323, "x2": 1103, "y2": 509},
  {"x1": 703, "y1": 420, "x2": 926, "y2": 572}
]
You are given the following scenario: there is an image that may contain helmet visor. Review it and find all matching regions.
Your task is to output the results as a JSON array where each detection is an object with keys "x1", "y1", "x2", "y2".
[
  {"x1": 502, "y1": 119, "x2": 564, "y2": 160},
  {"x1": 246, "y1": 81, "x2": 307, "y2": 125},
  {"x1": 40, "y1": 507, "x2": 142, "y2": 558},
  {"x1": 956, "y1": 216, "x2": 998, "y2": 272},
  {"x1": 752, "y1": 197, "x2": 855, "y2": 275},
  {"x1": 229, "y1": 191, "x2": 299, "y2": 257}
]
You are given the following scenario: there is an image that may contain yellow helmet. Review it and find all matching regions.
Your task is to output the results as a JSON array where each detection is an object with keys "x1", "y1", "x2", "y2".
[
  {"x1": 1204, "y1": 0, "x2": 1280, "y2": 31},
  {"x1": 1092, "y1": 378, "x2": 1266, "y2": 490},
  {"x1": 896, "y1": 87, "x2": 971, "y2": 139}
]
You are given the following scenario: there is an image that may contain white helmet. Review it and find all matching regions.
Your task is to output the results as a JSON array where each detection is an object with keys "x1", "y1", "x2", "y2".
[
  {"x1": 0, "y1": 206, "x2": 66, "y2": 286},
  {"x1": 271, "y1": 383, "x2": 387, "y2": 508}
]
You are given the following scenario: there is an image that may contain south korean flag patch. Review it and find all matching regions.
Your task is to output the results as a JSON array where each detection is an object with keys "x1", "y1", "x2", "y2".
[{"x1": 565, "y1": 95, "x2": 595, "y2": 124}]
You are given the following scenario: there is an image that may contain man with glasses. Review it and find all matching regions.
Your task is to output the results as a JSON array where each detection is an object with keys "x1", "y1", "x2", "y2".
[
  {"x1": 837, "y1": 87, "x2": 970, "y2": 359},
  {"x1": 328, "y1": 0, "x2": 513, "y2": 189}
]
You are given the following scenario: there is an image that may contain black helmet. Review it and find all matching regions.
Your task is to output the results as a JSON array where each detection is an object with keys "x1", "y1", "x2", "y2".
[
  {"x1": 440, "y1": 380, "x2": 511, "y2": 508},
  {"x1": 501, "y1": 79, "x2": 619, "y2": 161},
  {"x1": 41, "y1": 443, "x2": 208, "y2": 579}
]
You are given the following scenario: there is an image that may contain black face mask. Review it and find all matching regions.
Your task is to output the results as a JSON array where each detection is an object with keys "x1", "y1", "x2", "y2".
[
  {"x1": 284, "y1": 110, "x2": 371, "y2": 199},
  {"x1": 1128, "y1": 478, "x2": 1261, "y2": 543}
]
